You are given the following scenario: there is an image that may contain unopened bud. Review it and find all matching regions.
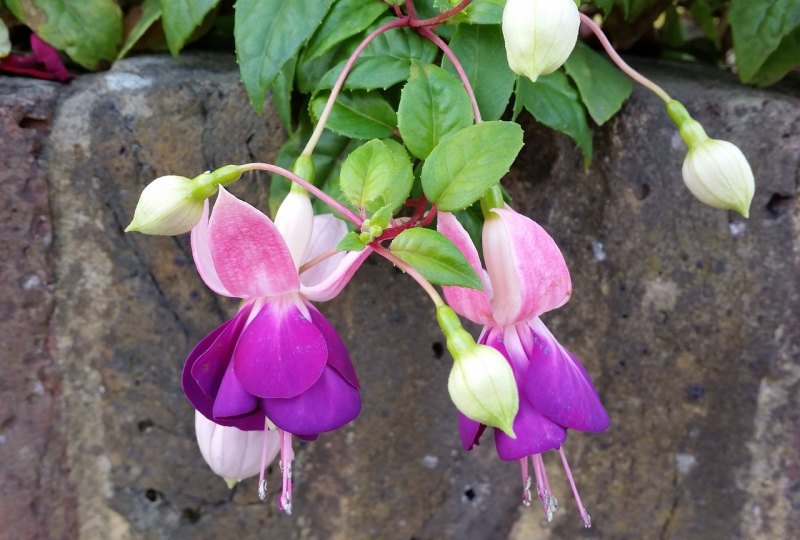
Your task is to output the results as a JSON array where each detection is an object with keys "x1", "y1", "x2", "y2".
[
  {"x1": 502, "y1": 0, "x2": 580, "y2": 82},
  {"x1": 668, "y1": 100, "x2": 755, "y2": 217},
  {"x1": 126, "y1": 175, "x2": 204, "y2": 235},
  {"x1": 437, "y1": 306, "x2": 518, "y2": 436},
  {"x1": 274, "y1": 187, "x2": 314, "y2": 267},
  {"x1": 194, "y1": 411, "x2": 279, "y2": 485}
]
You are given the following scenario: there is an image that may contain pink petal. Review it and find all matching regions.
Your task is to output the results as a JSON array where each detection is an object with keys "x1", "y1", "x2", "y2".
[
  {"x1": 300, "y1": 248, "x2": 372, "y2": 302},
  {"x1": 483, "y1": 208, "x2": 571, "y2": 325},
  {"x1": 522, "y1": 319, "x2": 610, "y2": 433},
  {"x1": 437, "y1": 212, "x2": 494, "y2": 325},
  {"x1": 30, "y1": 34, "x2": 73, "y2": 82},
  {"x1": 300, "y1": 214, "x2": 348, "y2": 287},
  {"x1": 191, "y1": 200, "x2": 232, "y2": 296},
  {"x1": 208, "y1": 188, "x2": 299, "y2": 298},
  {"x1": 233, "y1": 299, "x2": 327, "y2": 399}
]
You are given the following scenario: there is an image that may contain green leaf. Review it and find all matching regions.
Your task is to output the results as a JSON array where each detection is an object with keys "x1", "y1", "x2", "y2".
[
  {"x1": 159, "y1": 0, "x2": 219, "y2": 56},
  {"x1": 749, "y1": 26, "x2": 800, "y2": 86},
  {"x1": 339, "y1": 139, "x2": 412, "y2": 212},
  {"x1": 591, "y1": 0, "x2": 615, "y2": 15},
  {"x1": 317, "y1": 24, "x2": 438, "y2": 91},
  {"x1": 622, "y1": 0, "x2": 650, "y2": 21},
  {"x1": 0, "y1": 18, "x2": 10, "y2": 58},
  {"x1": 443, "y1": 23, "x2": 515, "y2": 121},
  {"x1": 336, "y1": 231, "x2": 368, "y2": 251},
  {"x1": 304, "y1": 0, "x2": 386, "y2": 61},
  {"x1": 421, "y1": 121, "x2": 523, "y2": 212},
  {"x1": 397, "y1": 62, "x2": 474, "y2": 159},
  {"x1": 729, "y1": 0, "x2": 800, "y2": 83},
  {"x1": 310, "y1": 91, "x2": 398, "y2": 140},
  {"x1": 117, "y1": 0, "x2": 161, "y2": 60},
  {"x1": 7, "y1": 0, "x2": 122, "y2": 70},
  {"x1": 390, "y1": 228, "x2": 483, "y2": 289},
  {"x1": 517, "y1": 72, "x2": 592, "y2": 162},
  {"x1": 272, "y1": 55, "x2": 297, "y2": 132},
  {"x1": 563, "y1": 41, "x2": 632, "y2": 125},
  {"x1": 235, "y1": 0, "x2": 334, "y2": 113},
  {"x1": 689, "y1": 0, "x2": 721, "y2": 49}
]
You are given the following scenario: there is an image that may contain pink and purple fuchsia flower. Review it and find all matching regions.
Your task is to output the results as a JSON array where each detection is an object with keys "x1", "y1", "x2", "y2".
[
  {"x1": 438, "y1": 208, "x2": 609, "y2": 527},
  {"x1": 182, "y1": 187, "x2": 370, "y2": 513}
]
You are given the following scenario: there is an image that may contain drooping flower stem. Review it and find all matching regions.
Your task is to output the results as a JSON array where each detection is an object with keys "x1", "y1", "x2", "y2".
[
  {"x1": 418, "y1": 27, "x2": 482, "y2": 123},
  {"x1": 302, "y1": 17, "x2": 410, "y2": 157},
  {"x1": 238, "y1": 162, "x2": 363, "y2": 227},
  {"x1": 372, "y1": 244, "x2": 444, "y2": 308},
  {"x1": 410, "y1": 0, "x2": 473, "y2": 27},
  {"x1": 578, "y1": 13, "x2": 671, "y2": 103}
]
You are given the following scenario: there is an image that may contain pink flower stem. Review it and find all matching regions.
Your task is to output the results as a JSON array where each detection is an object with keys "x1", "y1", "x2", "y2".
[
  {"x1": 559, "y1": 447, "x2": 592, "y2": 528},
  {"x1": 371, "y1": 243, "x2": 444, "y2": 308},
  {"x1": 417, "y1": 27, "x2": 482, "y2": 123},
  {"x1": 579, "y1": 13, "x2": 671, "y2": 103},
  {"x1": 238, "y1": 162, "x2": 363, "y2": 228},
  {"x1": 302, "y1": 17, "x2": 411, "y2": 156},
  {"x1": 410, "y1": 0, "x2": 473, "y2": 27}
]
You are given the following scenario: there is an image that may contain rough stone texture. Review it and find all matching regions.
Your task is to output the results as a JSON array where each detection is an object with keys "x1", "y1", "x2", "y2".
[{"x1": 1, "y1": 55, "x2": 798, "y2": 539}]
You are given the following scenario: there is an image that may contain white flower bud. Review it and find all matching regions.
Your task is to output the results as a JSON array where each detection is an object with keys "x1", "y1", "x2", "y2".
[
  {"x1": 502, "y1": 0, "x2": 580, "y2": 82},
  {"x1": 682, "y1": 139, "x2": 755, "y2": 218},
  {"x1": 126, "y1": 175, "x2": 204, "y2": 235},
  {"x1": 274, "y1": 188, "x2": 315, "y2": 267},
  {"x1": 194, "y1": 412, "x2": 279, "y2": 485}
]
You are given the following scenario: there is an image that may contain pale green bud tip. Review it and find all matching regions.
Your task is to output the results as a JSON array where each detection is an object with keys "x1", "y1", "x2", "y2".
[
  {"x1": 125, "y1": 175, "x2": 204, "y2": 235},
  {"x1": 223, "y1": 478, "x2": 238, "y2": 490},
  {"x1": 447, "y1": 343, "x2": 519, "y2": 437},
  {"x1": 682, "y1": 139, "x2": 755, "y2": 218},
  {"x1": 502, "y1": 0, "x2": 580, "y2": 82}
]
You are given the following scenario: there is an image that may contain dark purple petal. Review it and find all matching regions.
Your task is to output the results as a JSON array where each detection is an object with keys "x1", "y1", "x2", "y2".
[
  {"x1": 190, "y1": 303, "x2": 253, "y2": 399},
  {"x1": 522, "y1": 319, "x2": 610, "y2": 433},
  {"x1": 494, "y1": 398, "x2": 567, "y2": 461},
  {"x1": 262, "y1": 367, "x2": 361, "y2": 435},
  {"x1": 308, "y1": 304, "x2": 359, "y2": 389},
  {"x1": 213, "y1": 361, "x2": 258, "y2": 419},
  {"x1": 234, "y1": 300, "x2": 327, "y2": 398},
  {"x1": 458, "y1": 413, "x2": 486, "y2": 451},
  {"x1": 182, "y1": 319, "x2": 234, "y2": 419}
]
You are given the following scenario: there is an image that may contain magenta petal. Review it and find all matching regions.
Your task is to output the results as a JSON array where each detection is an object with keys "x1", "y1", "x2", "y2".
[
  {"x1": 234, "y1": 300, "x2": 327, "y2": 398},
  {"x1": 262, "y1": 367, "x2": 361, "y2": 435},
  {"x1": 30, "y1": 33, "x2": 73, "y2": 82},
  {"x1": 182, "y1": 320, "x2": 232, "y2": 419},
  {"x1": 208, "y1": 188, "x2": 300, "y2": 298},
  {"x1": 437, "y1": 212, "x2": 494, "y2": 325},
  {"x1": 190, "y1": 303, "x2": 252, "y2": 398},
  {"x1": 213, "y1": 361, "x2": 258, "y2": 419},
  {"x1": 308, "y1": 304, "x2": 359, "y2": 388},
  {"x1": 483, "y1": 208, "x2": 571, "y2": 325},
  {"x1": 458, "y1": 413, "x2": 486, "y2": 451},
  {"x1": 522, "y1": 319, "x2": 610, "y2": 433},
  {"x1": 494, "y1": 399, "x2": 567, "y2": 461},
  {"x1": 191, "y1": 200, "x2": 232, "y2": 296}
]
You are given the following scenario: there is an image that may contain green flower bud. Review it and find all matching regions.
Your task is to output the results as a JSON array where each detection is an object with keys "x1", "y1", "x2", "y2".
[{"x1": 126, "y1": 175, "x2": 204, "y2": 235}]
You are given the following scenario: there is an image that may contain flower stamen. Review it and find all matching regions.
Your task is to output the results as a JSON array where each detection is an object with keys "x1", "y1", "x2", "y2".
[
  {"x1": 559, "y1": 447, "x2": 591, "y2": 528},
  {"x1": 520, "y1": 457, "x2": 532, "y2": 507},
  {"x1": 278, "y1": 430, "x2": 294, "y2": 515}
]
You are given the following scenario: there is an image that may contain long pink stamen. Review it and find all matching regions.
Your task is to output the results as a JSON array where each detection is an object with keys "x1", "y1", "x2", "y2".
[
  {"x1": 519, "y1": 458, "x2": 532, "y2": 506},
  {"x1": 559, "y1": 447, "x2": 591, "y2": 528},
  {"x1": 278, "y1": 430, "x2": 294, "y2": 515},
  {"x1": 257, "y1": 419, "x2": 271, "y2": 501},
  {"x1": 535, "y1": 454, "x2": 558, "y2": 522},
  {"x1": 532, "y1": 453, "x2": 546, "y2": 505}
]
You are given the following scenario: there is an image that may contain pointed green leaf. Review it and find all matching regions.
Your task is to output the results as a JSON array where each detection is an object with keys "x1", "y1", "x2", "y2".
[
  {"x1": 398, "y1": 63, "x2": 474, "y2": 159},
  {"x1": 517, "y1": 72, "x2": 592, "y2": 162},
  {"x1": 339, "y1": 139, "x2": 413, "y2": 212},
  {"x1": 378, "y1": 139, "x2": 415, "y2": 212},
  {"x1": 310, "y1": 91, "x2": 398, "y2": 140},
  {"x1": 117, "y1": 0, "x2": 161, "y2": 60},
  {"x1": 421, "y1": 121, "x2": 523, "y2": 212},
  {"x1": 235, "y1": 0, "x2": 334, "y2": 113},
  {"x1": 304, "y1": 0, "x2": 386, "y2": 61},
  {"x1": 390, "y1": 228, "x2": 483, "y2": 289},
  {"x1": 730, "y1": 0, "x2": 800, "y2": 83},
  {"x1": 272, "y1": 55, "x2": 297, "y2": 132},
  {"x1": 160, "y1": 0, "x2": 219, "y2": 56},
  {"x1": 7, "y1": 0, "x2": 122, "y2": 70},
  {"x1": 564, "y1": 42, "x2": 632, "y2": 125},
  {"x1": 336, "y1": 232, "x2": 368, "y2": 251},
  {"x1": 317, "y1": 24, "x2": 438, "y2": 91},
  {"x1": 442, "y1": 23, "x2": 515, "y2": 121}
]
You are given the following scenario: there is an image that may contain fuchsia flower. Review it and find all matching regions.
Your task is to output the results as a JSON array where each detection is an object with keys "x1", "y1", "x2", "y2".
[
  {"x1": 438, "y1": 208, "x2": 609, "y2": 527},
  {"x1": 182, "y1": 187, "x2": 370, "y2": 512}
]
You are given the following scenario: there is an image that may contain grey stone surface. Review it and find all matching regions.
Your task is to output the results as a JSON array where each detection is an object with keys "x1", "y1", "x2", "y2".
[{"x1": 0, "y1": 54, "x2": 797, "y2": 539}]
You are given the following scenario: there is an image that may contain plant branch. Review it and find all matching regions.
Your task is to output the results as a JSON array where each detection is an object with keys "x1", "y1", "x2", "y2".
[{"x1": 411, "y1": 0, "x2": 472, "y2": 27}]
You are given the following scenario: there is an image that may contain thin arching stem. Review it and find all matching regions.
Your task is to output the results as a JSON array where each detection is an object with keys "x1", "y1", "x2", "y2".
[{"x1": 372, "y1": 244, "x2": 444, "y2": 308}]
